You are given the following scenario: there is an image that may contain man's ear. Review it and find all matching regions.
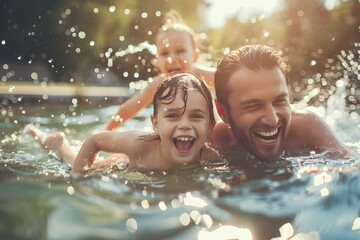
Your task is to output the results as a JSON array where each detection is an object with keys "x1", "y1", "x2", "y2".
[
  {"x1": 215, "y1": 100, "x2": 230, "y2": 124},
  {"x1": 151, "y1": 115, "x2": 159, "y2": 134}
]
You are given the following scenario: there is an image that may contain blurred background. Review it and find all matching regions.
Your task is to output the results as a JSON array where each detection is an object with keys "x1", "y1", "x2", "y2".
[{"x1": 1, "y1": 0, "x2": 359, "y2": 106}]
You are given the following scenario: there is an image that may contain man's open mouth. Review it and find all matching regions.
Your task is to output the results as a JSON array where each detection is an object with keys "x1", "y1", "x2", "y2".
[
  {"x1": 173, "y1": 136, "x2": 195, "y2": 151},
  {"x1": 253, "y1": 128, "x2": 280, "y2": 143}
]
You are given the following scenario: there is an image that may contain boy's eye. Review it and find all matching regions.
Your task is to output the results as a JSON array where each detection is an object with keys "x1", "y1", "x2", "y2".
[
  {"x1": 191, "y1": 113, "x2": 205, "y2": 119},
  {"x1": 165, "y1": 113, "x2": 178, "y2": 118}
]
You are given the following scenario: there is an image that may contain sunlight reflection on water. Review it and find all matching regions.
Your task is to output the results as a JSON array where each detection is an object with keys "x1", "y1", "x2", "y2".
[{"x1": 1, "y1": 46, "x2": 360, "y2": 239}]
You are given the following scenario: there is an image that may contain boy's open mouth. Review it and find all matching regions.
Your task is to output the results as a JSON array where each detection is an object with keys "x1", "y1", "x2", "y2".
[
  {"x1": 253, "y1": 128, "x2": 280, "y2": 143},
  {"x1": 173, "y1": 136, "x2": 195, "y2": 151}
]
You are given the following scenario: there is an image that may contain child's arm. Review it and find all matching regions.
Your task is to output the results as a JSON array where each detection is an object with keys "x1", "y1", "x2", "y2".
[
  {"x1": 103, "y1": 75, "x2": 166, "y2": 131},
  {"x1": 194, "y1": 63, "x2": 215, "y2": 90},
  {"x1": 71, "y1": 131, "x2": 140, "y2": 175}
]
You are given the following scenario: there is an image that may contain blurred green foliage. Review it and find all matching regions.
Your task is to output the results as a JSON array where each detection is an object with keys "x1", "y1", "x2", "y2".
[{"x1": 0, "y1": 0, "x2": 359, "y2": 105}]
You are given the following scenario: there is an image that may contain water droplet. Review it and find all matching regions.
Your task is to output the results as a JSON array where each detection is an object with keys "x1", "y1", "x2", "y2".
[
  {"x1": 67, "y1": 186, "x2": 75, "y2": 195},
  {"x1": 8, "y1": 85, "x2": 15, "y2": 93},
  {"x1": 109, "y1": 5, "x2": 116, "y2": 13},
  {"x1": 141, "y1": 12, "x2": 148, "y2": 18},
  {"x1": 126, "y1": 218, "x2": 137, "y2": 233},
  {"x1": 179, "y1": 213, "x2": 191, "y2": 226},
  {"x1": 279, "y1": 222, "x2": 294, "y2": 238},
  {"x1": 78, "y1": 31, "x2": 86, "y2": 39}
]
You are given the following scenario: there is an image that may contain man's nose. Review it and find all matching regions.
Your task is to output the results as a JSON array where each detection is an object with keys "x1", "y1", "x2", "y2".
[{"x1": 261, "y1": 105, "x2": 279, "y2": 127}]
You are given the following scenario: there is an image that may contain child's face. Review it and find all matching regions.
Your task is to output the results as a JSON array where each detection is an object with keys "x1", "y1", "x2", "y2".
[
  {"x1": 155, "y1": 29, "x2": 198, "y2": 74},
  {"x1": 151, "y1": 88, "x2": 211, "y2": 166}
]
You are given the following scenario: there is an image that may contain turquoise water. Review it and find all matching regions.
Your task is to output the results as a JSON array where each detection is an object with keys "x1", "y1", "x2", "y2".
[{"x1": 1, "y1": 101, "x2": 360, "y2": 240}]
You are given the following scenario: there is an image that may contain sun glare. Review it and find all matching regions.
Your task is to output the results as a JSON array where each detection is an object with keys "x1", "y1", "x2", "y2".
[{"x1": 204, "y1": 0, "x2": 282, "y2": 28}]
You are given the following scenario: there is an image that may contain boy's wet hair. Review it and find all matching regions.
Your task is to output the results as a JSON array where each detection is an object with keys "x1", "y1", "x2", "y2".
[
  {"x1": 153, "y1": 72, "x2": 215, "y2": 126},
  {"x1": 214, "y1": 45, "x2": 289, "y2": 106},
  {"x1": 156, "y1": 10, "x2": 197, "y2": 49}
]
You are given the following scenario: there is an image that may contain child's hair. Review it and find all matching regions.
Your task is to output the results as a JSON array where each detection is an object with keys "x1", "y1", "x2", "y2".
[
  {"x1": 156, "y1": 10, "x2": 197, "y2": 49},
  {"x1": 153, "y1": 72, "x2": 215, "y2": 125}
]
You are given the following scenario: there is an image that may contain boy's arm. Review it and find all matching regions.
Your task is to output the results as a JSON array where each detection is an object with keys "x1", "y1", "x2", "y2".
[
  {"x1": 71, "y1": 131, "x2": 139, "y2": 175},
  {"x1": 103, "y1": 75, "x2": 166, "y2": 131},
  {"x1": 193, "y1": 63, "x2": 215, "y2": 90}
]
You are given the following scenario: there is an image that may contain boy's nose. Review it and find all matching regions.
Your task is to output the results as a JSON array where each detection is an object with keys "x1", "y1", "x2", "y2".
[{"x1": 177, "y1": 117, "x2": 191, "y2": 129}]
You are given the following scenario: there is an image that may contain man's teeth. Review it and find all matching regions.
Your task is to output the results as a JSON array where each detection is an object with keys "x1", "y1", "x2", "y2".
[
  {"x1": 256, "y1": 129, "x2": 278, "y2": 137},
  {"x1": 253, "y1": 129, "x2": 279, "y2": 143}
]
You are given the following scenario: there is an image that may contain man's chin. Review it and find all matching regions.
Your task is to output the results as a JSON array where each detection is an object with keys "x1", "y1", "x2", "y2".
[{"x1": 251, "y1": 150, "x2": 283, "y2": 162}]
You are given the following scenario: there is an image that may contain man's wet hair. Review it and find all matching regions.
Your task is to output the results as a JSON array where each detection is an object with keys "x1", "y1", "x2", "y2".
[{"x1": 214, "y1": 45, "x2": 289, "y2": 106}]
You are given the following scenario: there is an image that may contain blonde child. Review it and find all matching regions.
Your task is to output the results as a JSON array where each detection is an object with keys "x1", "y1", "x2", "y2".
[
  {"x1": 27, "y1": 73, "x2": 219, "y2": 175},
  {"x1": 103, "y1": 10, "x2": 216, "y2": 131}
]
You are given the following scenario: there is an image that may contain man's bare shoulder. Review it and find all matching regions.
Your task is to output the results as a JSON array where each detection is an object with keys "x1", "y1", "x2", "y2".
[
  {"x1": 290, "y1": 110, "x2": 321, "y2": 128},
  {"x1": 209, "y1": 121, "x2": 237, "y2": 150},
  {"x1": 287, "y1": 111, "x2": 331, "y2": 149},
  {"x1": 286, "y1": 112, "x2": 317, "y2": 148}
]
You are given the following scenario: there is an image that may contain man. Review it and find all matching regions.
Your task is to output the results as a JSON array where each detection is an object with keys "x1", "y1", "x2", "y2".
[{"x1": 210, "y1": 45, "x2": 352, "y2": 161}]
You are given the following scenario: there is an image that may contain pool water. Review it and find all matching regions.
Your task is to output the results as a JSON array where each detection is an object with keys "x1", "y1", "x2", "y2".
[{"x1": 1, "y1": 100, "x2": 360, "y2": 240}]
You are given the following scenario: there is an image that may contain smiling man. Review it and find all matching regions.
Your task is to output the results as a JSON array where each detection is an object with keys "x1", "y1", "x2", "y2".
[{"x1": 210, "y1": 45, "x2": 352, "y2": 161}]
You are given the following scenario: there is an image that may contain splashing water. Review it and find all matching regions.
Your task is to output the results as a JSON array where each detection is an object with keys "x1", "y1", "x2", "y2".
[{"x1": 1, "y1": 4, "x2": 360, "y2": 239}]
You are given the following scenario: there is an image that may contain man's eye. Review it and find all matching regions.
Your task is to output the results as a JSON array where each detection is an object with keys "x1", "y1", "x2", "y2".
[
  {"x1": 245, "y1": 105, "x2": 261, "y2": 111},
  {"x1": 274, "y1": 98, "x2": 289, "y2": 106}
]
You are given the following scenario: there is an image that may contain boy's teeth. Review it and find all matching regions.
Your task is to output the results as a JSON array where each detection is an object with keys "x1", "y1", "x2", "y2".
[{"x1": 177, "y1": 137, "x2": 193, "y2": 141}]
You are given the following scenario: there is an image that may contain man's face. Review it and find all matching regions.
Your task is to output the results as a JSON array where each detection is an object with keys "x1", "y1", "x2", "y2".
[{"x1": 223, "y1": 67, "x2": 292, "y2": 161}]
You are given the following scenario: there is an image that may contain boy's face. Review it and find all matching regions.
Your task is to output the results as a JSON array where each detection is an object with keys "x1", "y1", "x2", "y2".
[
  {"x1": 155, "y1": 29, "x2": 198, "y2": 74},
  {"x1": 151, "y1": 88, "x2": 211, "y2": 166},
  {"x1": 220, "y1": 67, "x2": 292, "y2": 161}
]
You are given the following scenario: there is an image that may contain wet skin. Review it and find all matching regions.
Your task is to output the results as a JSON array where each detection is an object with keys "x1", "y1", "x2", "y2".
[
  {"x1": 220, "y1": 67, "x2": 292, "y2": 161},
  {"x1": 155, "y1": 28, "x2": 198, "y2": 74},
  {"x1": 151, "y1": 89, "x2": 212, "y2": 166}
]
